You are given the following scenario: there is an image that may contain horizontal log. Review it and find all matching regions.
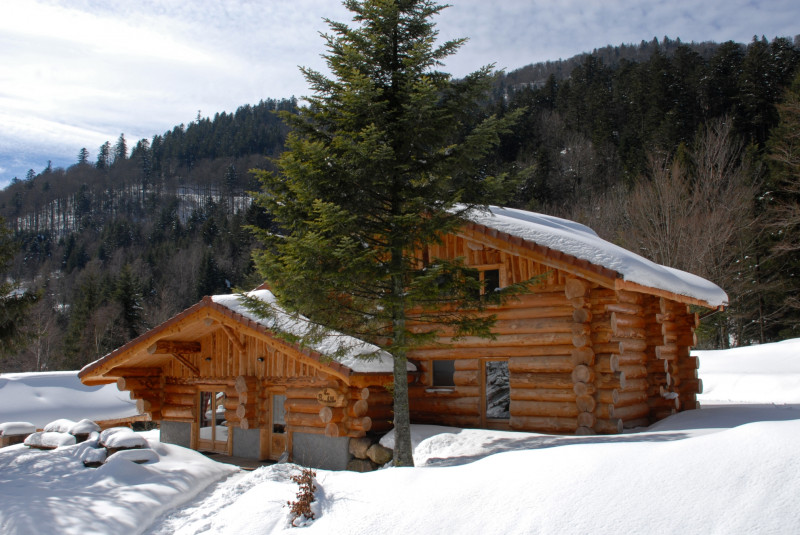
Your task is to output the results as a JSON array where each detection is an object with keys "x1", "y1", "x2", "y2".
[
  {"x1": 619, "y1": 339, "x2": 648, "y2": 353},
  {"x1": 619, "y1": 378, "x2": 648, "y2": 392},
  {"x1": 571, "y1": 347, "x2": 595, "y2": 366},
  {"x1": 595, "y1": 354, "x2": 619, "y2": 373},
  {"x1": 285, "y1": 398, "x2": 324, "y2": 414},
  {"x1": 510, "y1": 400, "x2": 579, "y2": 418},
  {"x1": 610, "y1": 403, "x2": 650, "y2": 421},
  {"x1": 286, "y1": 412, "x2": 326, "y2": 428},
  {"x1": 106, "y1": 366, "x2": 161, "y2": 377},
  {"x1": 509, "y1": 415, "x2": 578, "y2": 433},
  {"x1": 511, "y1": 387, "x2": 577, "y2": 402},
  {"x1": 655, "y1": 344, "x2": 678, "y2": 360},
  {"x1": 605, "y1": 303, "x2": 643, "y2": 315},
  {"x1": 611, "y1": 325, "x2": 647, "y2": 340},
  {"x1": 596, "y1": 388, "x2": 619, "y2": 404},
  {"x1": 618, "y1": 364, "x2": 647, "y2": 379},
  {"x1": 286, "y1": 386, "x2": 345, "y2": 400},
  {"x1": 409, "y1": 396, "x2": 479, "y2": 416},
  {"x1": 650, "y1": 408, "x2": 676, "y2": 421},
  {"x1": 117, "y1": 377, "x2": 157, "y2": 392},
  {"x1": 611, "y1": 312, "x2": 646, "y2": 330},
  {"x1": 286, "y1": 424, "x2": 324, "y2": 435},
  {"x1": 164, "y1": 392, "x2": 197, "y2": 406},
  {"x1": 224, "y1": 410, "x2": 239, "y2": 423},
  {"x1": 223, "y1": 398, "x2": 240, "y2": 411},
  {"x1": 431, "y1": 332, "x2": 574, "y2": 348},
  {"x1": 162, "y1": 405, "x2": 195, "y2": 419},
  {"x1": 618, "y1": 352, "x2": 648, "y2": 365},
  {"x1": 615, "y1": 390, "x2": 649, "y2": 407},
  {"x1": 366, "y1": 405, "x2": 394, "y2": 421},
  {"x1": 593, "y1": 342, "x2": 621, "y2": 354},
  {"x1": 572, "y1": 334, "x2": 591, "y2": 348},
  {"x1": 164, "y1": 383, "x2": 197, "y2": 395},
  {"x1": 509, "y1": 372, "x2": 575, "y2": 390},
  {"x1": 409, "y1": 345, "x2": 575, "y2": 359},
  {"x1": 616, "y1": 290, "x2": 644, "y2": 305},
  {"x1": 596, "y1": 372, "x2": 626, "y2": 390},
  {"x1": 491, "y1": 306, "x2": 575, "y2": 321},
  {"x1": 571, "y1": 323, "x2": 591, "y2": 336},
  {"x1": 453, "y1": 370, "x2": 479, "y2": 386},
  {"x1": 647, "y1": 396, "x2": 680, "y2": 410},
  {"x1": 594, "y1": 418, "x2": 623, "y2": 434},
  {"x1": 508, "y1": 355, "x2": 575, "y2": 374},
  {"x1": 408, "y1": 317, "x2": 575, "y2": 336},
  {"x1": 454, "y1": 359, "x2": 480, "y2": 371},
  {"x1": 676, "y1": 378, "x2": 703, "y2": 394}
]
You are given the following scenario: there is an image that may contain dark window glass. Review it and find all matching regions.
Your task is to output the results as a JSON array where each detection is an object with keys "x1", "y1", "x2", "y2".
[
  {"x1": 432, "y1": 359, "x2": 455, "y2": 387},
  {"x1": 483, "y1": 269, "x2": 500, "y2": 295}
]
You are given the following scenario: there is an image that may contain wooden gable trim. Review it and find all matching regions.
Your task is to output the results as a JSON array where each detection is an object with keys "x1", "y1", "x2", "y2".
[
  {"x1": 200, "y1": 304, "x2": 353, "y2": 385},
  {"x1": 79, "y1": 295, "x2": 358, "y2": 385},
  {"x1": 458, "y1": 222, "x2": 720, "y2": 309}
]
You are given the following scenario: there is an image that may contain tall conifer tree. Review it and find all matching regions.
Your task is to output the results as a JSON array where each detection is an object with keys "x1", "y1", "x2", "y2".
[{"x1": 250, "y1": 0, "x2": 523, "y2": 466}]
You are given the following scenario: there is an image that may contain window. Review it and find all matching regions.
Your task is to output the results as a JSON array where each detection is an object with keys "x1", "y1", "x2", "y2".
[{"x1": 432, "y1": 360, "x2": 455, "y2": 387}]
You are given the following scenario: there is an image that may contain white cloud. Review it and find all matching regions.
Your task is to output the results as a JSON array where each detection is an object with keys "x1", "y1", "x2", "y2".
[{"x1": 1, "y1": 0, "x2": 798, "y2": 186}]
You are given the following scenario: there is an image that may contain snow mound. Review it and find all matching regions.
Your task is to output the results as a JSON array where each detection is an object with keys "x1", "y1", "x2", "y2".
[
  {"x1": 100, "y1": 427, "x2": 147, "y2": 449},
  {"x1": 106, "y1": 448, "x2": 159, "y2": 465},
  {"x1": 0, "y1": 371, "x2": 137, "y2": 428},
  {"x1": 0, "y1": 421, "x2": 35, "y2": 436},
  {"x1": 23, "y1": 431, "x2": 76, "y2": 449},
  {"x1": 43, "y1": 418, "x2": 76, "y2": 433},
  {"x1": 68, "y1": 419, "x2": 101, "y2": 435}
]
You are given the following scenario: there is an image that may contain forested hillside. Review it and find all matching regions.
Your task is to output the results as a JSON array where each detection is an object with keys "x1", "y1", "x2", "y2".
[{"x1": 1, "y1": 36, "x2": 799, "y2": 372}]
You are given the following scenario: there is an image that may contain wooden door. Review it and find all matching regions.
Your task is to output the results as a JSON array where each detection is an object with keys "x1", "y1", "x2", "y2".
[
  {"x1": 268, "y1": 391, "x2": 287, "y2": 460},
  {"x1": 197, "y1": 390, "x2": 229, "y2": 453}
]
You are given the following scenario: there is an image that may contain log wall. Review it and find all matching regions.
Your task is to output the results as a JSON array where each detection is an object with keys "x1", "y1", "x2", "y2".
[{"x1": 405, "y1": 234, "x2": 703, "y2": 435}]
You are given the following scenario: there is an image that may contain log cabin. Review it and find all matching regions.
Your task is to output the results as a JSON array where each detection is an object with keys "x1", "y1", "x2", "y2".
[{"x1": 78, "y1": 206, "x2": 727, "y2": 468}]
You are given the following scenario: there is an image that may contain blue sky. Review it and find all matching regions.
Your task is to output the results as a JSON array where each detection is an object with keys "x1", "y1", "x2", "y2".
[{"x1": 1, "y1": 0, "x2": 798, "y2": 188}]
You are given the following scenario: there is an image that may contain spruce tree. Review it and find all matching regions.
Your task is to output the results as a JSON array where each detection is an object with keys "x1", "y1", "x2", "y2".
[{"x1": 250, "y1": 0, "x2": 523, "y2": 466}]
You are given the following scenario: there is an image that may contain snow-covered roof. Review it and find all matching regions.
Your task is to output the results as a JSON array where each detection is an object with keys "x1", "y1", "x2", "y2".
[
  {"x1": 212, "y1": 290, "x2": 413, "y2": 374},
  {"x1": 465, "y1": 206, "x2": 728, "y2": 307}
]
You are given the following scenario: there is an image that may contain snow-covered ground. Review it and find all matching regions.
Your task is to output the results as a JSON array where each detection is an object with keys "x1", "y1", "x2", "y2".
[
  {"x1": 0, "y1": 371, "x2": 138, "y2": 428},
  {"x1": 1, "y1": 339, "x2": 799, "y2": 534}
]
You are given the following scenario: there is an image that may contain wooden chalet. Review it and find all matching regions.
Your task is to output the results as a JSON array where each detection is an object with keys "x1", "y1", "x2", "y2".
[{"x1": 79, "y1": 206, "x2": 726, "y2": 467}]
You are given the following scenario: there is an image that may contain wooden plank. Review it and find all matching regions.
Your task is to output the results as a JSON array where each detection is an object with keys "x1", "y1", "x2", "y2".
[{"x1": 148, "y1": 340, "x2": 201, "y2": 355}]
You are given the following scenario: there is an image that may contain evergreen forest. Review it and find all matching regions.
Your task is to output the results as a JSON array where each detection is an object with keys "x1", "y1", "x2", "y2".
[{"x1": 1, "y1": 35, "x2": 800, "y2": 372}]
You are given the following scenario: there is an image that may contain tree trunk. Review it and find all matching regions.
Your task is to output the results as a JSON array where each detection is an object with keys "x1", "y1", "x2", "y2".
[{"x1": 391, "y1": 262, "x2": 414, "y2": 467}]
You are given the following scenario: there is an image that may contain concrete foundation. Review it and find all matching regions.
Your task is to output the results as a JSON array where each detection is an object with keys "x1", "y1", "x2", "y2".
[
  {"x1": 160, "y1": 420, "x2": 191, "y2": 448},
  {"x1": 232, "y1": 427, "x2": 261, "y2": 459},
  {"x1": 292, "y1": 432, "x2": 351, "y2": 470}
]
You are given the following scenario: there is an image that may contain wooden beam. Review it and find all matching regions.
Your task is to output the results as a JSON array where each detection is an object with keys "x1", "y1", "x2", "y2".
[
  {"x1": 170, "y1": 353, "x2": 200, "y2": 376},
  {"x1": 614, "y1": 278, "x2": 723, "y2": 310},
  {"x1": 103, "y1": 366, "x2": 162, "y2": 377},
  {"x1": 148, "y1": 340, "x2": 202, "y2": 355},
  {"x1": 221, "y1": 325, "x2": 246, "y2": 353}
]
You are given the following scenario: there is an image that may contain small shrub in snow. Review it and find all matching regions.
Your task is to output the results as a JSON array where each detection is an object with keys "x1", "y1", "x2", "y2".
[
  {"x1": 44, "y1": 418, "x2": 76, "y2": 433},
  {"x1": 287, "y1": 468, "x2": 317, "y2": 527}
]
